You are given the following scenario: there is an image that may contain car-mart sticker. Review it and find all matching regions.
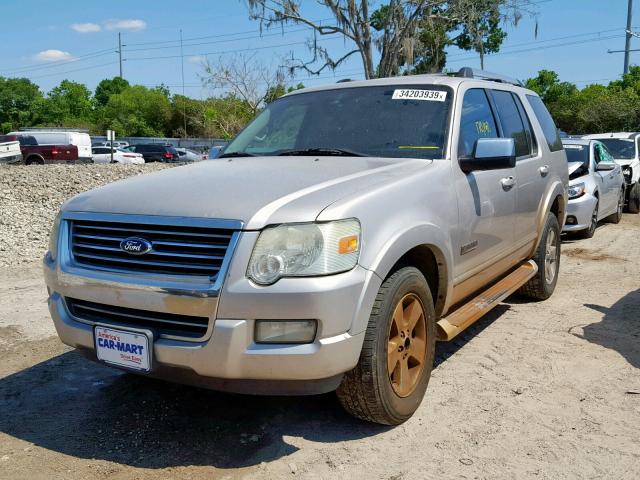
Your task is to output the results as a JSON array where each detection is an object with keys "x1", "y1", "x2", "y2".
[{"x1": 392, "y1": 89, "x2": 447, "y2": 101}]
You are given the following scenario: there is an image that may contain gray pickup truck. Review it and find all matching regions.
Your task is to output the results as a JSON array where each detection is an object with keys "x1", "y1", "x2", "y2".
[{"x1": 44, "y1": 68, "x2": 567, "y2": 425}]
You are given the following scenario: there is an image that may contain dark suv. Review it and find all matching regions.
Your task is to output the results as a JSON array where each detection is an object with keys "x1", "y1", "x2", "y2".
[{"x1": 130, "y1": 144, "x2": 179, "y2": 163}]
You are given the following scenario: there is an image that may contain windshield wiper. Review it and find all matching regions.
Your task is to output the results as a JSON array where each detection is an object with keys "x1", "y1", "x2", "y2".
[
  {"x1": 277, "y1": 147, "x2": 366, "y2": 157},
  {"x1": 218, "y1": 151, "x2": 256, "y2": 158}
]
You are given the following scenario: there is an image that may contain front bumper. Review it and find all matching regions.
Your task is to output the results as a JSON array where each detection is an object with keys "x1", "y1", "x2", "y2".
[
  {"x1": 563, "y1": 193, "x2": 597, "y2": 232},
  {"x1": 43, "y1": 228, "x2": 377, "y2": 394}
]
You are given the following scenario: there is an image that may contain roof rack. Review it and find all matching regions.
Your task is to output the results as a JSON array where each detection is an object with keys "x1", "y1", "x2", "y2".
[
  {"x1": 336, "y1": 78, "x2": 353, "y2": 83},
  {"x1": 455, "y1": 67, "x2": 523, "y2": 87}
]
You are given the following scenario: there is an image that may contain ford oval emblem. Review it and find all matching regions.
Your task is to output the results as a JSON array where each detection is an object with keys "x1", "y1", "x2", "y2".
[{"x1": 120, "y1": 237, "x2": 152, "y2": 255}]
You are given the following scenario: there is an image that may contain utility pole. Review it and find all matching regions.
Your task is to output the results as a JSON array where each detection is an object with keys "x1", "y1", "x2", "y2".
[
  {"x1": 117, "y1": 32, "x2": 123, "y2": 78},
  {"x1": 624, "y1": 0, "x2": 634, "y2": 75},
  {"x1": 180, "y1": 29, "x2": 187, "y2": 137}
]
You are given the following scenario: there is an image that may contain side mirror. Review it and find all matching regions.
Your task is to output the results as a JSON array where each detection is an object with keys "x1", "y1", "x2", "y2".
[
  {"x1": 460, "y1": 138, "x2": 516, "y2": 173},
  {"x1": 596, "y1": 162, "x2": 615, "y2": 171}
]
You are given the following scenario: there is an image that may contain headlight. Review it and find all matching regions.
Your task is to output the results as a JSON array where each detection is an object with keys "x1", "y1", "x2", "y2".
[
  {"x1": 47, "y1": 212, "x2": 62, "y2": 262},
  {"x1": 568, "y1": 182, "x2": 586, "y2": 199},
  {"x1": 247, "y1": 219, "x2": 361, "y2": 285},
  {"x1": 623, "y1": 167, "x2": 631, "y2": 179}
]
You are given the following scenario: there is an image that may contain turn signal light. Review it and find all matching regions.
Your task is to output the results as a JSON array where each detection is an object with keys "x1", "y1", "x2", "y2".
[{"x1": 338, "y1": 235, "x2": 358, "y2": 254}]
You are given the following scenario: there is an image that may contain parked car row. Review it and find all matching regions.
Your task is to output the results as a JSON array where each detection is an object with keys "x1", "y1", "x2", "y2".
[
  {"x1": 561, "y1": 131, "x2": 640, "y2": 239},
  {"x1": 0, "y1": 134, "x2": 78, "y2": 164}
]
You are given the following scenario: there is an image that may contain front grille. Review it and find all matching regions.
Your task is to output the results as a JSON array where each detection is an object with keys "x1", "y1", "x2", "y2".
[
  {"x1": 70, "y1": 219, "x2": 235, "y2": 277},
  {"x1": 66, "y1": 297, "x2": 209, "y2": 338}
]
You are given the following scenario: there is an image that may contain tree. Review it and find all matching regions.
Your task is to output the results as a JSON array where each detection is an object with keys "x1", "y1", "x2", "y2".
[
  {"x1": 99, "y1": 85, "x2": 171, "y2": 137},
  {"x1": 247, "y1": 0, "x2": 526, "y2": 79},
  {"x1": 451, "y1": 0, "x2": 507, "y2": 69},
  {"x1": 95, "y1": 77, "x2": 130, "y2": 106},
  {"x1": 202, "y1": 53, "x2": 286, "y2": 115},
  {"x1": 525, "y1": 69, "x2": 577, "y2": 103},
  {"x1": 0, "y1": 77, "x2": 44, "y2": 132},
  {"x1": 264, "y1": 82, "x2": 305, "y2": 103},
  {"x1": 42, "y1": 80, "x2": 94, "y2": 127}
]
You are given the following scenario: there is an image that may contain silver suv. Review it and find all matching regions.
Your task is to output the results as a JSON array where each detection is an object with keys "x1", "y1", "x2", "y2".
[{"x1": 44, "y1": 68, "x2": 568, "y2": 425}]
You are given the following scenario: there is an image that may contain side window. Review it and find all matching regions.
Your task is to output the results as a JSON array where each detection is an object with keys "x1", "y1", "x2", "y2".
[
  {"x1": 595, "y1": 143, "x2": 614, "y2": 163},
  {"x1": 513, "y1": 94, "x2": 537, "y2": 156},
  {"x1": 491, "y1": 90, "x2": 530, "y2": 158},
  {"x1": 526, "y1": 95, "x2": 563, "y2": 152},
  {"x1": 458, "y1": 89, "x2": 498, "y2": 158}
]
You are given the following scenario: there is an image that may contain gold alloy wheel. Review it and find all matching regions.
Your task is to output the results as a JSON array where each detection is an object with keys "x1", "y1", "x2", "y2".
[{"x1": 387, "y1": 293, "x2": 427, "y2": 397}]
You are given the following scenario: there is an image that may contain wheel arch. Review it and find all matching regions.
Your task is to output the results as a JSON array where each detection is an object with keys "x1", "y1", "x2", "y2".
[
  {"x1": 25, "y1": 154, "x2": 44, "y2": 165},
  {"x1": 364, "y1": 224, "x2": 453, "y2": 319}
]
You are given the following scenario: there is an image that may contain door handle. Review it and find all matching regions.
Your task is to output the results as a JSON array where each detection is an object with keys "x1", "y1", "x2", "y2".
[
  {"x1": 500, "y1": 176, "x2": 516, "y2": 191},
  {"x1": 539, "y1": 165, "x2": 550, "y2": 177}
]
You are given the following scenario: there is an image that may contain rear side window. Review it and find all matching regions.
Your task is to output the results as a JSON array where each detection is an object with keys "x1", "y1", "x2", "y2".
[
  {"x1": 526, "y1": 95, "x2": 563, "y2": 152},
  {"x1": 491, "y1": 90, "x2": 530, "y2": 158},
  {"x1": 458, "y1": 89, "x2": 498, "y2": 158}
]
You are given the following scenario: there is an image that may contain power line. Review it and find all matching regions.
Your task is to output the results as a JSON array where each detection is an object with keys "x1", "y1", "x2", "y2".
[
  {"x1": 447, "y1": 34, "x2": 624, "y2": 63},
  {"x1": 124, "y1": 26, "x2": 332, "y2": 53},
  {"x1": 0, "y1": 48, "x2": 114, "y2": 75},
  {"x1": 122, "y1": 17, "x2": 335, "y2": 47},
  {"x1": 29, "y1": 61, "x2": 118, "y2": 80},
  {"x1": 124, "y1": 35, "x2": 342, "y2": 62}
]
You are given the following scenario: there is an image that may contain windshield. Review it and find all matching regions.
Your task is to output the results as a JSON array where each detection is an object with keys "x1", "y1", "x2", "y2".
[
  {"x1": 596, "y1": 138, "x2": 635, "y2": 159},
  {"x1": 563, "y1": 143, "x2": 589, "y2": 179},
  {"x1": 223, "y1": 85, "x2": 452, "y2": 159}
]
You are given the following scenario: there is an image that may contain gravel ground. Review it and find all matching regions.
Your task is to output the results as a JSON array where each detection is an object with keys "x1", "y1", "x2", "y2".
[
  {"x1": 0, "y1": 164, "x2": 173, "y2": 267},
  {"x1": 0, "y1": 164, "x2": 638, "y2": 479}
]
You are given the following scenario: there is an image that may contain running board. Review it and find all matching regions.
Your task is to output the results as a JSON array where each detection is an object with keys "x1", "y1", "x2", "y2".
[{"x1": 436, "y1": 260, "x2": 538, "y2": 341}]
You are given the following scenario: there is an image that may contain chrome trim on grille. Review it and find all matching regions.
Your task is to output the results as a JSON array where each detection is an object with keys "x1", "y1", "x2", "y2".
[{"x1": 59, "y1": 211, "x2": 244, "y2": 299}]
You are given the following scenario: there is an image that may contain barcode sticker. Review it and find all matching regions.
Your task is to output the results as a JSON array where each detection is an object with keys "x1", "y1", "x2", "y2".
[{"x1": 392, "y1": 89, "x2": 447, "y2": 102}]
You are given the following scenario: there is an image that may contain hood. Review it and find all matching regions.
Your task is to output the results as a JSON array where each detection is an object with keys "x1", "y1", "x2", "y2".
[
  {"x1": 64, "y1": 156, "x2": 428, "y2": 229},
  {"x1": 568, "y1": 161, "x2": 584, "y2": 176},
  {"x1": 613, "y1": 158, "x2": 635, "y2": 167}
]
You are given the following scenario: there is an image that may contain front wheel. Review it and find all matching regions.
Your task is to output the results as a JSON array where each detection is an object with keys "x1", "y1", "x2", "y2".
[
  {"x1": 627, "y1": 183, "x2": 640, "y2": 214},
  {"x1": 336, "y1": 267, "x2": 436, "y2": 425},
  {"x1": 519, "y1": 213, "x2": 561, "y2": 300},
  {"x1": 607, "y1": 189, "x2": 625, "y2": 224},
  {"x1": 577, "y1": 199, "x2": 598, "y2": 239}
]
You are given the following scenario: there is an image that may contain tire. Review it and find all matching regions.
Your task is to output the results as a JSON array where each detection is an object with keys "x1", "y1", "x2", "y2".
[
  {"x1": 336, "y1": 267, "x2": 436, "y2": 425},
  {"x1": 627, "y1": 183, "x2": 640, "y2": 214},
  {"x1": 25, "y1": 156, "x2": 44, "y2": 165},
  {"x1": 607, "y1": 188, "x2": 625, "y2": 224},
  {"x1": 519, "y1": 213, "x2": 561, "y2": 301},
  {"x1": 576, "y1": 199, "x2": 598, "y2": 239}
]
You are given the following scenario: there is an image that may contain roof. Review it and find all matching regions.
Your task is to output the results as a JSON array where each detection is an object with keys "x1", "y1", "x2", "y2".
[
  {"x1": 562, "y1": 138, "x2": 592, "y2": 146},
  {"x1": 582, "y1": 132, "x2": 639, "y2": 139},
  {"x1": 285, "y1": 71, "x2": 535, "y2": 97}
]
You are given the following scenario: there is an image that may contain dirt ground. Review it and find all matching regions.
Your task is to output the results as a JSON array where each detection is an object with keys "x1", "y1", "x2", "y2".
[{"x1": 1, "y1": 216, "x2": 639, "y2": 480}]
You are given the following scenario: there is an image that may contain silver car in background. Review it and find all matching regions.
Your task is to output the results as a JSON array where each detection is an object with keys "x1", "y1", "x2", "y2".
[{"x1": 562, "y1": 139, "x2": 625, "y2": 237}]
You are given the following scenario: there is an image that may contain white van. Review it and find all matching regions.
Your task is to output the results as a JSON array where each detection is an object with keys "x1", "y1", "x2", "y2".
[{"x1": 8, "y1": 130, "x2": 92, "y2": 163}]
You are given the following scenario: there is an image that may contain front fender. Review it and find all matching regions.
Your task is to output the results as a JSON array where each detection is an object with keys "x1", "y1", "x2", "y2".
[
  {"x1": 531, "y1": 179, "x2": 566, "y2": 255},
  {"x1": 355, "y1": 222, "x2": 454, "y2": 328}
]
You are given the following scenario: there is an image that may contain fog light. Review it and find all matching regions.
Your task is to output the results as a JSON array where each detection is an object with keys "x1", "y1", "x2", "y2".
[{"x1": 255, "y1": 320, "x2": 317, "y2": 344}]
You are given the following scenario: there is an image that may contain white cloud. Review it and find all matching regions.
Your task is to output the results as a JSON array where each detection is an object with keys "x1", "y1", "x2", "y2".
[
  {"x1": 71, "y1": 22, "x2": 101, "y2": 33},
  {"x1": 188, "y1": 55, "x2": 205, "y2": 64},
  {"x1": 104, "y1": 19, "x2": 146, "y2": 32},
  {"x1": 33, "y1": 49, "x2": 76, "y2": 62}
]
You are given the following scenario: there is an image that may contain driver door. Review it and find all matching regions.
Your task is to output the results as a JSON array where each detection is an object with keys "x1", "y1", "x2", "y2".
[{"x1": 453, "y1": 88, "x2": 516, "y2": 281}]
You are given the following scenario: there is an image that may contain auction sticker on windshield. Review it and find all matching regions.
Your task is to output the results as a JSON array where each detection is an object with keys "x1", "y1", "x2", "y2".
[
  {"x1": 392, "y1": 89, "x2": 447, "y2": 101},
  {"x1": 95, "y1": 326, "x2": 151, "y2": 372}
]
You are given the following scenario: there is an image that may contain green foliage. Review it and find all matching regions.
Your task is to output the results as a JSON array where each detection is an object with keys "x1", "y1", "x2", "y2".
[
  {"x1": 95, "y1": 77, "x2": 130, "y2": 106},
  {"x1": 525, "y1": 69, "x2": 640, "y2": 134},
  {"x1": 264, "y1": 83, "x2": 305, "y2": 104},
  {"x1": 0, "y1": 77, "x2": 44, "y2": 131},
  {"x1": 42, "y1": 80, "x2": 94, "y2": 127},
  {"x1": 99, "y1": 85, "x2": 172, "y2": 136}
]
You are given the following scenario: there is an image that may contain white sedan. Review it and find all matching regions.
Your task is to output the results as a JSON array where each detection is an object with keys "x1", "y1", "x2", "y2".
[{"x1": 91, "y1": 147, "x2": 145, "y2": 165}]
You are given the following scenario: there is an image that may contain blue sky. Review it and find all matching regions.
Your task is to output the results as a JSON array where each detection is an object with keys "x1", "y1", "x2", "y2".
[{"x1": 0, "y1": 0, "x2": 637, "y2": 98}]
